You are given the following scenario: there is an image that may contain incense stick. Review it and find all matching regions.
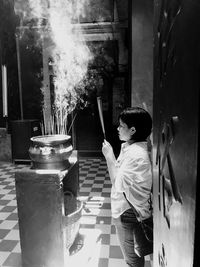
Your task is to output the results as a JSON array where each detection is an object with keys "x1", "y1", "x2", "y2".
[{"x1": 97, "y1": 96, "x2": 106, "y2": 139}]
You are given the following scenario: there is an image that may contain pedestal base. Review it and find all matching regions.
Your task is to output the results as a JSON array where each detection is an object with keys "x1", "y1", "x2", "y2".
[{"x1": 15, "y1": 153, "x2": 79, "y2": 267}]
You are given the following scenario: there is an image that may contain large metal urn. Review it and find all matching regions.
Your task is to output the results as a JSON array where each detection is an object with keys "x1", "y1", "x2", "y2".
[{"x1": 28, "y1": 134, "x2": 73, "y2": 170}]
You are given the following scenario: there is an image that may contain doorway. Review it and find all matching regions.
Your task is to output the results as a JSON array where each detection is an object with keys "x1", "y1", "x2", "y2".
[{"x1": 74, "y1": 40, "x2": 129, "y2": 156}]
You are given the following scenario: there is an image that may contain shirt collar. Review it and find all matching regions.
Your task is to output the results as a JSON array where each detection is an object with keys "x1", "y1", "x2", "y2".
[{"x1": 121, "y1": 141, "x2": 147, "y2": 151}]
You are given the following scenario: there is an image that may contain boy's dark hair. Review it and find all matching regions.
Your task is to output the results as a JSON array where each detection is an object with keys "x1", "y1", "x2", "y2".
[{"x1": 118, "y1": 107, "x2": 152, "y2": 141}]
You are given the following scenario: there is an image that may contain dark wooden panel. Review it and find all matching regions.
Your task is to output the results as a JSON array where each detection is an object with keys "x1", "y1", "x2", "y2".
[
  {"x1": 153, "y1": 0, "x2": 200, "y2": 266},
  {"x1": 11, "y1": 120, "x2": 41, "y2": 161}
]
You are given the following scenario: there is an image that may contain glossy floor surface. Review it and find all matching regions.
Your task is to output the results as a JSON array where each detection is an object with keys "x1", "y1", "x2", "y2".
[{"x1": 0, "y1": 158, "x2": 153, "y2": 267}]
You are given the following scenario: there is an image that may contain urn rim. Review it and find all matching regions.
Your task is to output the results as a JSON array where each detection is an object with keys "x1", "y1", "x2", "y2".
[{"x1": 30, "y1": 134, "x2": 71, "y2": 146}]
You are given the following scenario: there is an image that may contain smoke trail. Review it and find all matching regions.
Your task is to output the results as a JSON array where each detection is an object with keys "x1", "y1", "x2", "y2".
[{"x1": 15, "y1": 0, "x2": 93, "y2": 133}]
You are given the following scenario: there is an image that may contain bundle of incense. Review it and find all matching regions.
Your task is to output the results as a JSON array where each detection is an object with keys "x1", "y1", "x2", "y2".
[{"x1": 97, "y1": 96, "x2": 106, "y2": 139}]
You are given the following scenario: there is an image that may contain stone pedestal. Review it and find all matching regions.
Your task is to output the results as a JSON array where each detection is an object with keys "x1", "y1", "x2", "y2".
[{"x1": 15, "y1": 152, "x2": 79, "y2": 267}]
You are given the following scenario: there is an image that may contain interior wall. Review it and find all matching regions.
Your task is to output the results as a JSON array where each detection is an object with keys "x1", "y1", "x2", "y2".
[
  {"x1": 0, "y1": 128, "x2": 11, "y2": 161},
  {"x1": 131, "y1": 0, "x2": 153, "y2": 115}
]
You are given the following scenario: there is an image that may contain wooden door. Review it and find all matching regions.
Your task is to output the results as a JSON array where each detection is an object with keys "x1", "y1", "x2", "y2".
[{"x1": 153, "y1": 1, "x2": 200, "y2": 266}]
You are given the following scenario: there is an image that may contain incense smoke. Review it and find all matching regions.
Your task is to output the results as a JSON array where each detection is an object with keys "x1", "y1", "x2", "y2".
[{"x1": 14, "y1": 0, "x2": 93, "y2": 134}]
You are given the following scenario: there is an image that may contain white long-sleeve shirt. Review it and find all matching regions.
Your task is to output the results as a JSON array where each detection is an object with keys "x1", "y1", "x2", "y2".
[{"x1": 111, "y1": 141, "x2": 152, "y2": 219}]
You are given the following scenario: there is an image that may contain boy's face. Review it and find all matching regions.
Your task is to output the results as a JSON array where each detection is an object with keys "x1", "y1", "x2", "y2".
[{"x1": 117, "y1": 119, "x2": 135, "y2": 142}]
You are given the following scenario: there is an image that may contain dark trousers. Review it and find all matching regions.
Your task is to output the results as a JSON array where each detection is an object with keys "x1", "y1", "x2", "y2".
[{"x1": 113, "y1": 208, "x2": 145, "y2": 267}]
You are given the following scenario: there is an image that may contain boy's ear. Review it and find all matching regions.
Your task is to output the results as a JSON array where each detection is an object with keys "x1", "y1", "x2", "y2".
[{"x1": 130, "y1": 127, "x2": 136, "y2": 135}]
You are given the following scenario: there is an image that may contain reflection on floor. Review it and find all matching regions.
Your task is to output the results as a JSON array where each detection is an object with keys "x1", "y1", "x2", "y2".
[{"x1": 0, "y1": 158, "x2": 153, "y2": 267}]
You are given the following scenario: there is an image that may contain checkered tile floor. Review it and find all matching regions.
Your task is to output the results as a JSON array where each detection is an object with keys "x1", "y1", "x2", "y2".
[{"x1": 0, "y1": 158, "x2": 153, "y2": 267}]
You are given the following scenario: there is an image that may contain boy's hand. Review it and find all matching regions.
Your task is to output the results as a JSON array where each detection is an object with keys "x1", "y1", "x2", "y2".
[{"x1": 102, "y1": 140, "x2": 115, "y2": 161}]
